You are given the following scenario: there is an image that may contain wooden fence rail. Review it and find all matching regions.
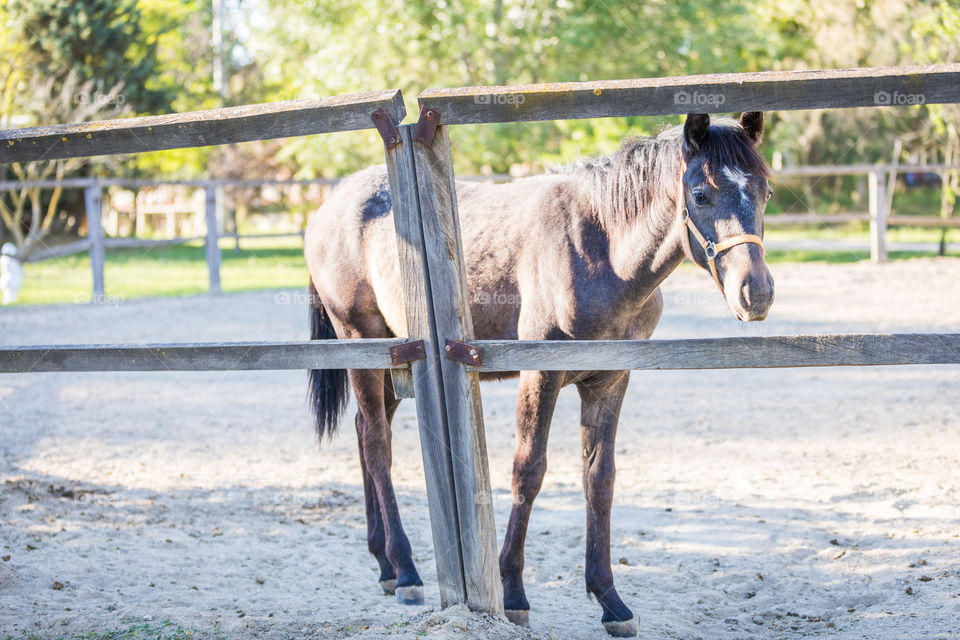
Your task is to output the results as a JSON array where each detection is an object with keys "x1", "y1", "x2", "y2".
[
  {"x1": 469, "y1": 334, "x2": 960, "y2": 372},
  {"x1": 0, "y1": 91, "x2": 405, "y2": 164},
  {"x1": 418, "y1": 64, "x2": 960, "y2": 124},
  {"x1": 0, "y1": 339, "x2": 405, "y2": 373},
  {"x1": 6, "y1": 334, "x2": 957, "y2": 374}
]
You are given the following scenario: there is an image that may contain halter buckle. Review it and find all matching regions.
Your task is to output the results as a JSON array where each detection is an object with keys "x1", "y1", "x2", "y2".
[{"x1": 703, "y1": 242, "x2": 717, "y2": 259}]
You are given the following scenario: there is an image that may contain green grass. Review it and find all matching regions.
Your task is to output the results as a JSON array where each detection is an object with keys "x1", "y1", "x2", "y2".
[
  {"x1": 7, "y1": 227, "x2": 960, "y2": 306},
  {"x1": 5, "y1": 621, "x2": 199, "y2": 640},
  {"x1": 16, "y1": 237, "x2": 308, "y2": 305}
]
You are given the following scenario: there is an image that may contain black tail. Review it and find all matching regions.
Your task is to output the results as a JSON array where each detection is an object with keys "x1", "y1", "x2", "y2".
[{"x1": 308, "y1": 280, "x2": 349, "y2": 441}]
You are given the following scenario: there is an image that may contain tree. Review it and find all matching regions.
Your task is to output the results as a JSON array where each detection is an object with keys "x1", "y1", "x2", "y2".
[
  {"x1": 7, "y1": 0, "x2": 174, "y2": 114},
  {"x1": 0, "y1": 72, "x2": 128, "y2": 258}
]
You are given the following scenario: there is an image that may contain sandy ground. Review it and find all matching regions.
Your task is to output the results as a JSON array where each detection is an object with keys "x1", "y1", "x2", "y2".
[{"x1": 1, "y1": 258, "x2": 959, "y2": 640}]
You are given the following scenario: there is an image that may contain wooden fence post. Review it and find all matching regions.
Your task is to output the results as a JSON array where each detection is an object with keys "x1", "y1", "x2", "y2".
[
  {"x1": 84, "y1": 184, "x2": 105, "y2": 301},
  {"x1": 204, "y1": 186, "x2": 222, "y2": 293},
  {"x1": 869, "y1": 169, "x2": 888, "y2": 263},
  {"x1": 411, "y1": 124, "x2": 503, "y2": 615},
  {"x1": 382, "y1": 123, "x2": 469, "y2": 608}
]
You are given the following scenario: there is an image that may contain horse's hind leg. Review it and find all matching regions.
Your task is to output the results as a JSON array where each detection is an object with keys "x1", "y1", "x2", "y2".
[
  {"x1": 577, "y1": 371, "x2": 635, "y2": 637},
  {"x1": 355, "y1": 374, "x2": 404, "y2": 595},
  {"x1": 351, "y1": 368, "x2": 423, "y2": 605}
]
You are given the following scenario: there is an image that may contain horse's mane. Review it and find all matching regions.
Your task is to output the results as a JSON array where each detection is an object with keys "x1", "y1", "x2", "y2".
[{"x1": 555, "y1": 118, "x2": 770, "y2": 231}]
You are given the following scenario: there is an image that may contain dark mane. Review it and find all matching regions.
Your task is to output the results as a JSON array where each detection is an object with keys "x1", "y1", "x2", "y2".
[{"x1": 558, "y1": 118, "x2": 770, "y2": 231}]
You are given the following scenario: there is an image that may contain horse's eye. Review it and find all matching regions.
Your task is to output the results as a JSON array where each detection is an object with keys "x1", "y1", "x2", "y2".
[
  {"x1": 693, "y1": 191, "x2": 709, "y2": 205},
  {"x1": 767, "y1": 188, "x2": 774, "y2": 200}
]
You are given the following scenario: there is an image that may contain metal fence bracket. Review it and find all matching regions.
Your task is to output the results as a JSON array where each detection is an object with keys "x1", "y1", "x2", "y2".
[
  {"x1": 414, "y1": 105, "x2": 440, "y2": 147},
  {"x1": 372, "y1": 107, "x2": 401, "y2": 148},
  {"x1": 444, "y1": 339, "x2": 482, "y2": 365},
  {"x1": 390, "y1": 339, "x2": 426, "y2": 365}
]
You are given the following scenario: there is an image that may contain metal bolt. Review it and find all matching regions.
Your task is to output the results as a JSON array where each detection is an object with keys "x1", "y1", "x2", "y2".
[
  {"x1": 445, "y1": 345, "x2": 452, "y2": 352},
  {"x1": 389, "y1": 137, "x2": 398, "y2": 145}
]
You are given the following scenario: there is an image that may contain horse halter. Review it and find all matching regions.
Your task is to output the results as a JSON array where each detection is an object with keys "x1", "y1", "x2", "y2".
[{"x1": 675, "y1": 170, "x2": 765, "y2": 292}]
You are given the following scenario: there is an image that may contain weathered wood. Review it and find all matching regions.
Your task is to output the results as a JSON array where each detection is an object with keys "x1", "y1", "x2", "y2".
[
  {"x1": 23, "y1": 238, "x2": 92, "y2": 262},
  {"x1": 204, "y1": 187, "x2": 222, "y2": 294},
  {"x1": 418, "y1": 65, "x2": 960, "y2": 124},
  {"x1": 220, "y1": 231, "x2": 304, "y2": 241},
  {"x1": 412, "y1": 125, "x2": 503, "y2": 614},
  {"x1": 869, "y1": 170, "x2": 888, "y2": 263},
  {"x1": 888, "y1": 216, "x2": 960, "y2": 228},
  {"x1": 469, "y1": 334, "x2": 960, "y2": 372},
  {"x1": 0, "y1": 177, "x2": 341, "y2": 190},
  {"x1": 5, "y1": 334, "x2": 956, "y2": 374},
  {"x1": 103, "y1": 236, "x2": 205, "y2": 249},
  {"x1": 384, "y1": 123, "x2": 467, "y2": 607},
  {"x1": 0, "y1": 339, "x2": 404, "y2": 373},
  {"x1": 84, "y1": 186, "x2": 106, "y2": 301},
  {"x1": 0, "y1": 90, "x2": 405, "y2": 163},
  {"x1": 388, "y1": 366, "x2": 416, "y2": 399},
  {"x1": 764, "y1": 212, "x2": 870, "y2": 226}
]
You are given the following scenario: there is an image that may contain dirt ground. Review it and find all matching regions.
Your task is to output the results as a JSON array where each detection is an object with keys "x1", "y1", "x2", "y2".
[{"x1": 1, "y1": 258, "x2": 959, "y2": 639}]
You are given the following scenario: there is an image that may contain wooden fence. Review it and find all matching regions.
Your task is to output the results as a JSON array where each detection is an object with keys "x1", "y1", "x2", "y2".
[
  {"x1": 3, "y1": 176, "x2": 341, "y2": 296},
  {"x1": 3, "y1": 64, "x2": 960, "y2": 615},
  {"x1": 7, "y1": 161, "x2": 957, "y2": 292}
]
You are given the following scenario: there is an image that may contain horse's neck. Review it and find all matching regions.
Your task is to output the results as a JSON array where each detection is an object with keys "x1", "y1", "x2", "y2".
[{"x1": 607, "y1": 177, "x2": 687, "y2": 298}]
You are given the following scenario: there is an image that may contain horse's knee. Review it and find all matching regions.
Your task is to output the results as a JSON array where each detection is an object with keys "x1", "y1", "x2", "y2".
[{"x1": 512, "y1": 453, "x2": 547, "y2": 503}]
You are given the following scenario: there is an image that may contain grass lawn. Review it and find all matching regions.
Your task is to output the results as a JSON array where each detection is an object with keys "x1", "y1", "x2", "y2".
[
  {"x1": 6, "y1": 228, "x2": 959, "y2": 306},
  {"x1": 15, "y1": 237, "x2": 308, "y2": 305}
]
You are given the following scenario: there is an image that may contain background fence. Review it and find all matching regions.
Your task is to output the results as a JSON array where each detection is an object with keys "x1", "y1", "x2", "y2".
[
  {"x1": 2, "y1": 64, "x2": 960, "y2": 616},
  {"x1": 7, "y1": 160, "x2": 960, "y2": 302}
]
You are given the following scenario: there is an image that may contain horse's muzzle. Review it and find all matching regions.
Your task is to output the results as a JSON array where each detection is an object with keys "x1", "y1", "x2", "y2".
[{"x1": 723, "y1": 257, "x2": 774, "y2": 322}]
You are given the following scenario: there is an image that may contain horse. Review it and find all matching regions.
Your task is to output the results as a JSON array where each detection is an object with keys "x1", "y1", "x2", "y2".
[{"x1": 303, "y1": 111, "x2": 774, "y2": 637}]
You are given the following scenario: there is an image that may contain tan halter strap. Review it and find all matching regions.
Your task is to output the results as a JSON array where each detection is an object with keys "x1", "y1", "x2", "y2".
[{"x1": 675, "y1": 166, "x2": 765, "y2": 292}]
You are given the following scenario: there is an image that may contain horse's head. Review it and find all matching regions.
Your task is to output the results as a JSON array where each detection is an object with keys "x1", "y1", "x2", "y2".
[{"x1": 679, "y1": 112, "x2": 774, "y2": 321}]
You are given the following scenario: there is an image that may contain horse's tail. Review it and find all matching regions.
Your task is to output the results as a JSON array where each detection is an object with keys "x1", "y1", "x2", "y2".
[{"x1": 308, "y1": 279, "x2": 349, "y2": 441}]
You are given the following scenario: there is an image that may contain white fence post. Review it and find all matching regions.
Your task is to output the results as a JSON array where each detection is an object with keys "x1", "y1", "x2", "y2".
[
  {"x1": 84, "y1": 184, "x2": 105, "y2": 301},
  {"x1": 204, "y1": 186, "x2": 222, "y2": 293},
  {"x1": 869, "y1": 169, "x2": 888, "y2": 263}
]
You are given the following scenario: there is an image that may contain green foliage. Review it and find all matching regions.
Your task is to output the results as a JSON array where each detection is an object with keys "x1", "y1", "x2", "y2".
[{"x1": 6, "y1": 0, "x2": 174, "y2": 113}]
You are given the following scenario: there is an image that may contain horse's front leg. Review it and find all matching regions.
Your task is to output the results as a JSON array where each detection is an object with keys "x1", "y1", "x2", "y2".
[
  {"x1": 577, "y1": 371, "x2": 635, "y2": 637},
  {"x1": 350, "y1": 368, "x2": 423, "y2": 605},
  {"x1": 500, "y1": 369, "x2": 563, "y2": 626}
]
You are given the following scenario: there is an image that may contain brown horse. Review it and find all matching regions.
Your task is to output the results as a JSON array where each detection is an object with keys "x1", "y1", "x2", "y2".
[{"x1": 304, "y1": 112, "x2": 774, "y2": 636}]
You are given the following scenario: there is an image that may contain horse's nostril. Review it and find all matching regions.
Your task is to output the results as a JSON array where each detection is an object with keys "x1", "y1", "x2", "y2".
[{"x1": 739, "y1": 282, "x2": 752, "y2": 308}]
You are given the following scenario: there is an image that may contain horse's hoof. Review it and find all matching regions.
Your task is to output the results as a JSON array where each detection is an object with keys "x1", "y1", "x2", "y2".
[
  {"x1": 379, "y1": 579, "x2": 396, "y2": 595},
  {"x1": 603, "y1": 618, "x2": 637, "y2": 638},
  {"x1": 395, "y1": 584, "x2": 424, "y2": 605},
  {"x1": 504, "y1": 609, "x2": 530, "y2": 627}
]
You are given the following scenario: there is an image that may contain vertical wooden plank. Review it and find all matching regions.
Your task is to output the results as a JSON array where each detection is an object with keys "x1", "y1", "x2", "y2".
[
  {"x1": 384, "y1": 124, "x2": 467, "y2": 607},
  {"x1": 84, "y1": 185, "x2": 105, "y2": 301},
  {"x1": 204, "y1": 186, "x2": 222, "y2": 293},
  {"x1": 412, "y1": 125, "x2": 503, "y2": 614},
  {"x1": 869, "y1": 170, "x2": 888, "y2": 263}
]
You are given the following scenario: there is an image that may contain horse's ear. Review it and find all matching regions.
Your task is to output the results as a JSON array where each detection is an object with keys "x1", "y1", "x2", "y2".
[
  {"x1": 739, "y1": 111, "x2": 764, "y2": 144},
  {"x1": 683, "y1": 113, "x2": 710, "y2": 157}
]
